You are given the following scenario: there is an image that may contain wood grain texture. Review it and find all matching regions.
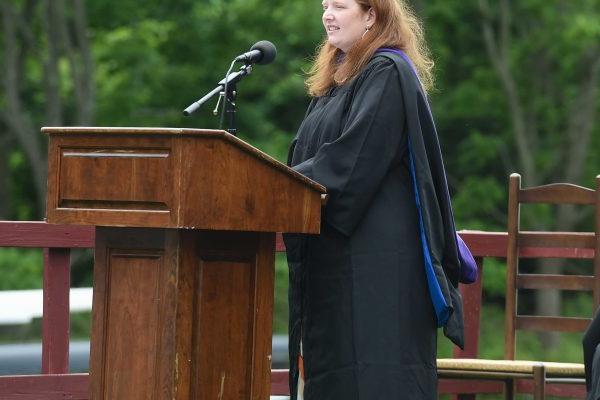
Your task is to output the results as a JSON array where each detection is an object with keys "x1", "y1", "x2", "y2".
[
  {"x1": 103, "y1": 252, "x2": 163, "y2": 400},
  {"x1": 532, "y1": 365, "x2": 546, "y2": 400},
  {"x1": 42, "y1": 248, "x2": 70, "y2": 374},
  {"x1": 519, "y1": 231, "x2": 595, "y2": 249},
  {"x1": 193, "y1": 259, "x2": 254, "y2": 399},
  {"x1": 0, "y1": 374, "x2": 89, "y2": 400},
  {"x1": 89, "y1": 228, "x2": 276, "y2": 400},
  {"x1": 516, "y1": 274, "x2": 594, "y2": 291},
  {"x1": 189, "y1": 231, "x2": 275, "y2": 400},
  {"x1": 47, "y1": 134, "x2": 179, "y2": 228},
  {"x1": 0, "y1": 372, "x2": 587, "y2": 398},
  {"x1": 179, "y1": 136, "x2": 323, "y2": 233},
  {"x1": 454, "y1": 257, "x2": 484, "y2": 359},
  {"x1": 515, "y1": 316, "x2": 590, "y2": 332},
  {"x1": 252, "y1": 233, "x2": 276, "y2": 400},
  {"x1": 449, "y1": 293, "x2": 486, "y2": 400},
  {"x1": 438, "y1": 379, "x2": 504, "y2": 394},
  {"x1": 41, "y1": 127, "x2": 324, "y2": 193},
  {"x1": 58, "y1": 147, "x2": 172, "y2": 210},
  {"x1": 44, "y1": 127, "x2": 325, "y2": 233},
  {"x1": 174, "y1": 231, "x2": 195, "y2": 400},
  {"x1": 516, "y1": 379, "x2": 586, "y2": 398},
  {"x1": 457, "y1": 230, "x2": 596, "y2": 259},
  {"x1": 270, "y1": 370, "x2": 289, "y2": 396},
  {"x1": 519, "y1": 183, "x2": 595, "y2": 204},
  {"x1": 0, "y1": 221, "x2": 94, "y2": 248},
  {"x1": 90, "y1": 228, "x2": 176, "y2": 400},
  {"x1": 504, "y1": 173, "x2": 520, "y2": 360}
]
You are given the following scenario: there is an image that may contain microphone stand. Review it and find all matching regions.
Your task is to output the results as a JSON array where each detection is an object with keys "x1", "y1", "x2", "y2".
[
  {"x1": 183, "y1": 64, "x2": 253, "y2": 137},
  {"x1": 223, "y1": 83, "x2": 237, "y2": 136}
]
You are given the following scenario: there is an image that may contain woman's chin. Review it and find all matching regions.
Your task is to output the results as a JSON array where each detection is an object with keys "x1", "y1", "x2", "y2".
[{"x1": 327, "y1": 41, "x2": 345, "y2": 52}]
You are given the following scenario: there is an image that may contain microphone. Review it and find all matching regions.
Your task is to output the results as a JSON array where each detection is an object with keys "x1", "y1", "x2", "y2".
[
  {"x1": 183, "y1": 40, "x2": 276, "y2": 119},
  {"x1": 234, "y1": 40, "x2": 277, "y2": 65}
]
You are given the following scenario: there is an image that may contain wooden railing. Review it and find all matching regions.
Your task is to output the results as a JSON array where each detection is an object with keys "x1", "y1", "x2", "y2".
[
  {"x1": 0, "y1": 222, "x2": 584, "y2": 398},
  {"x1": 0, "y1": 221, "x2": 94, "y2": 398}
]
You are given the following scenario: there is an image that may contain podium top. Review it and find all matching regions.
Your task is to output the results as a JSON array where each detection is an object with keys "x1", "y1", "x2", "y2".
[
  {"x1": 44, "y1": 127, "x2": 325, "y2": 233},
  {"x1": 42, "y1": 127, "x2": 325, "y2": 194}
]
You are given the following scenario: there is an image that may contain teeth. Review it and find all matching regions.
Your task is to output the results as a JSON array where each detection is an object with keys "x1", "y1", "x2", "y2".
[{"x1": 328, "y1": 26, "x2": 339, "y2": 31}]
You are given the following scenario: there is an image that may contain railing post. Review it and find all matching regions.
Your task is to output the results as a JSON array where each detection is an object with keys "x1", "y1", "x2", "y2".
[
  {"x1": 455, "y1": 256, "x2": 484, "y2": 359},
  {"x1": 42, "y1": 247, "x2": 71, "y2": 374},
  {"x1": 454, "y1": 256, "x2": 484, "y2": 400}
]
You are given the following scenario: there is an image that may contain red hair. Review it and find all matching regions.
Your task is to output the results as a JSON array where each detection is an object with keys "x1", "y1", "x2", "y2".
[{"x1": 306, "y1": 0, "x2": 434, "y2": 96}]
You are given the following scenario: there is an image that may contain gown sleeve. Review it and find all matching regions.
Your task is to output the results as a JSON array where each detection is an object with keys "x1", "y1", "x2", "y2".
[{"x1": 293, "y1": 60, "x2": 406, "y2": 236}]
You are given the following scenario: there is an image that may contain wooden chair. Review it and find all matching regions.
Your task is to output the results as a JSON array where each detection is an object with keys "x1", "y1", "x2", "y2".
[{"x1": 438, "y1": 173, "x2": 600, "y2": 399}]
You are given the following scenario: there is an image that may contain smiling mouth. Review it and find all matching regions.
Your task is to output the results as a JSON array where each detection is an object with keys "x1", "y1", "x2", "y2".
[{"x1": 327, "y1": 26, "x2": 340, "y2": 32}]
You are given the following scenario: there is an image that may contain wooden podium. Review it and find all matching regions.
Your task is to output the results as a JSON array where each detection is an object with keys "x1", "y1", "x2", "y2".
[{"x1": 43, "y1": 127, "x2": 325, "y2": 400}]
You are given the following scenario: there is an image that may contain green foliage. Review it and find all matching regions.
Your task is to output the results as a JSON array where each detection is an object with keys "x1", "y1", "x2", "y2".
[
  {"x1": 7, "y1": 151, "x2": 39, "y2": 221},
  {"x1": 88, "y1": 0, "x2": 326, "y2": 161},
  {"x1": 0, "y1": 318, "x2": 42, "y2": 344},
  {"x1": 70, "y1": 249, "x2": 94, "y2": 288},
  {"x1": 0, "y1": 312, "x2": 93, "y2": 344},
  {"x1": 0, "y1": 249, "x2": 43, "y2": 290},
  {"x1": 480, "y1": 258, "x2": 508, "y2": 299},
  {"x1": 70, "y1": 311, "x2": 93, "y2": 339},
  {"x1": 273, "y1": 253, "x2": 289, "y2": 334}
]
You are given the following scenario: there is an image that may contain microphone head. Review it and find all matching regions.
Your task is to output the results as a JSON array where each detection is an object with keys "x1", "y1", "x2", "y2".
[{"x1": 250, "y1": 40, "x2": 277, "y2": 65}]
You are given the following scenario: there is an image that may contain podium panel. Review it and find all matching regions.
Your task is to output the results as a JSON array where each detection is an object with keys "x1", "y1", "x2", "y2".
[
  {"x1": 58, "y1": 146, "x2": 172, "y2": 211},
  {"x1": 44, "y1": 127, "x2": 324, "y2": 234},
  {"x1": 90, "y1": 228, "x2": 274, "y2": 400}
]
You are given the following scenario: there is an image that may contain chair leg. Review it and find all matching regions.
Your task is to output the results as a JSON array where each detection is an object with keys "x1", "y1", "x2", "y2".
[
  {"x1": 504, "y1": 378, "x2": 515, "y2": 400},
  {"x1": 533, "y1": 365, "x2": 546, "y2": 400}
]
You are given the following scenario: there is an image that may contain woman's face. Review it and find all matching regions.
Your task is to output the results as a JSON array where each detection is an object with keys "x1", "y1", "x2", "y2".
[{"x1": 322, "y1": 0, "x2": 374, "y2": 53}]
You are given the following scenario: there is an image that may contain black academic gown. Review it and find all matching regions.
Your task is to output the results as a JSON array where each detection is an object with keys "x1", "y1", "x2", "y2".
[
  {"x1": 583, "y1": 309, "x2": 600, "y2": 399},
  {"x1": 284, "y1": 53, "x2": 464, "y2": 400}
]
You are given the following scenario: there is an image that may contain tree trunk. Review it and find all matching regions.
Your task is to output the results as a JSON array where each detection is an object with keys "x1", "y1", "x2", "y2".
[
  {"x1": 1, "y1": 2, "x2": 48, "y2": 217},
  {"x1": 0, "y1": 0, "x2": 95, "y2": 218},
  {"x1": 73, "y1": 0, "x2": 95, "y2": 125}
]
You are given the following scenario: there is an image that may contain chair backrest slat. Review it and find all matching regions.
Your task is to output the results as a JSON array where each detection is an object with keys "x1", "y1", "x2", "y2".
[
  {"x1": 516, "y1": 274, "x2": 594, "y2": 291},
  {"x1": 519, "y1": 232, "x2": 595, "y2": 249},
  {"x1": 519, "y1": 183, "x2": 595, "y2": 204},
  {"x1": 515, "y1": 316, "x2": 591, "y2": 332},
  {"x1": 519, "y1": 246, "x2": 595, "y2": 259}
]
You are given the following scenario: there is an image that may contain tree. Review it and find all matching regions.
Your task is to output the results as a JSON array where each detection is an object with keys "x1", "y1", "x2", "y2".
[
  {"x1": 0, "y1": 0, "x2": 94, "y2": 217},
  {"x1": 425, "y1": 0, "x2": 600, "y2": 346}
]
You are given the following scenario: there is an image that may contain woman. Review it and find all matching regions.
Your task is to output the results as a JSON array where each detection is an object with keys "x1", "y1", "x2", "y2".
[
  {"x1": 583, "y1": 311, "x2": 600, "y2": 400},
  {"x1": 284, "y1": 0, "x2": 464, "y2": 399}
]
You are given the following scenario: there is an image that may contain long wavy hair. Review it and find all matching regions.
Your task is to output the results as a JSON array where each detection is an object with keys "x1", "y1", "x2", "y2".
[{"x1": 306, "y1": 0, "x2": 434, "y2": 96}]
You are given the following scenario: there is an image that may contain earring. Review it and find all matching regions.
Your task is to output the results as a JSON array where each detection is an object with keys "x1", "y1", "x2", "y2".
[{"x1": 362, "y1": 26, "x2": 370, "y2": 39}]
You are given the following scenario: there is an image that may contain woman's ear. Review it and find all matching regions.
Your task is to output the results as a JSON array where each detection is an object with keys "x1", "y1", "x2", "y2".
[{"x1": 367, "y1": 7, "x2": 376, "y2": 26}]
